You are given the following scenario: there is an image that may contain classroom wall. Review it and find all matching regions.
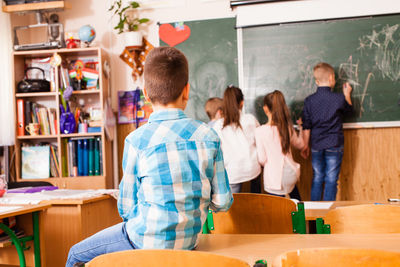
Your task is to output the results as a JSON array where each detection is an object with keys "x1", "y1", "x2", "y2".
[{"x1": 8, "y1": 0, "x2": 400, "y2": 200}]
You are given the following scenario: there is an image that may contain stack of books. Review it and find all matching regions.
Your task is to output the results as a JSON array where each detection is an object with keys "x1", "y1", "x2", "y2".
[
  {"x1": 17, "y1": 99, "x2": 57, "y2": 136},
  {"x1": 63, "y1": 137, "x2": 102, "y2": 177}
]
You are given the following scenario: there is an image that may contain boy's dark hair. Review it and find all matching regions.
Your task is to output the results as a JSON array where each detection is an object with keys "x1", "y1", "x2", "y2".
[
  {"x1": 313, "y1": 62, "x2": 334, "y2": 84},
  {"x1": 144, "y1": 47, "x2": 189, "y2": 105},
  {"x1": 204, "y1": 97, "x2": 223, "y2": 120}
]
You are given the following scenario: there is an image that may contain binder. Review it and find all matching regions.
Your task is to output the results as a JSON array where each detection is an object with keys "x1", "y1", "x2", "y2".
[
  {"x1": 61, "y1": 139, "x2": 68, "y2": 177},
  {"x1": 88, "y1": 138, "x2": 94, "y2": 176},
  {"x1": 77, "y1": 139, "x2": 84, "y2": 176},
  {"x1": 24, "y1": 101, "x2": 31, "y2": 135},
  {"x1": 97, "y1": 137, "x2": 103, "y2": 175},
  {"x1": 82, "y1": 138, "x2": 89, "y2": 176},
  {"x1": 17, "y1": 99, "x2": 25, "y2": 136},
  {"x1": 94, "y1": 138, "x2": 100, "y2": 175},
  {"x1": 71, "y1": 140, "x2": 78, "y2": 177}
]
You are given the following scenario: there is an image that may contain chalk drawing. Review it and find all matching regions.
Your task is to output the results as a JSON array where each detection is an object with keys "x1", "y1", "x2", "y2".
[{"x1": 359, "y1": 24, "x2": 400, "y2": 81}]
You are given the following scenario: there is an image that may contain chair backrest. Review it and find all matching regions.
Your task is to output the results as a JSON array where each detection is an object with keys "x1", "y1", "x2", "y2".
[
  {"x1": 324, "y1": 204, "x2": 400, "y2": 233},
  {"x1": 85, "y1": 249, "x2": 250, "y2": 267},
  {"x1": 273, "y1": 248, "x2": 400, "y2": 267},
  {"x1": 211, "y1": 193, "x2": 296, "y2": 234}
]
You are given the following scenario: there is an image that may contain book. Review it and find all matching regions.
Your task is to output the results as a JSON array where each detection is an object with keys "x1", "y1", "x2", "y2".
[
  {"x1": 24, "y1": 101, "x2": 31, "y2": 135},
  {"x1": 21, "y1": 145, "x2": 50, "y2": 179},
  {"x1": 50, "y1": 145, "x2": 60, "y2": 177},
  {"x1": 71, "y1": 140, "x2": 78, "y2": 177},
  {"x1": 82, "y1": 139, "x2": 89, "y2": 176},
  {"x1": 77, "y1": 139, "x2": 83, "y2": 176},
  {"x1": 94, "y1": 138, "x2": 100, "y2": 176},
  {"x1": 88, "y1": 138, "x2": 94, "y2": 176},
  {"x1": 61, "y1": 139, "x2": 68, "y2": 177},
  {"x1": 17, "y1": 99, "x2": 25, "y2": 136},
  {"x1": 97, "y1": 137, "x2": 103, "y2": 175}
]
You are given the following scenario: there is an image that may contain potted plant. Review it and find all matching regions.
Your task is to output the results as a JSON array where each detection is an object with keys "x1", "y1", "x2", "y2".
[{"x1": 109, "y1": 0, "x2": 150, "y2": 46}]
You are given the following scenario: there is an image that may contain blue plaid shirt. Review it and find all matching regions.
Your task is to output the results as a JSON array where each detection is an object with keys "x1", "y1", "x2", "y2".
[{"x1": 118, "y1": 109, "x2": 232, "y2": 250}]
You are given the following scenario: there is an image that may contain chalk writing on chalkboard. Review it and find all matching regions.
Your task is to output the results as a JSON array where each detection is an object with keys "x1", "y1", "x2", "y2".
[{"x1": 242, "y1": 14, "x2": 400, "y2": 126}]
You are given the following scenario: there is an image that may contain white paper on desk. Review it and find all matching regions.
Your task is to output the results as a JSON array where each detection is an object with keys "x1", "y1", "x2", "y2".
[
  {"x1": 0, "y1": 189, "x2": 119, "y2": 204},
  {"x1": 0, "y1": 206, "x2": 23, "y2": 213},
  {"x1": 40, "y1": 189, "x2": 118, "y2": 199},
  {"x1": 303, "y1": 201, "x2": 334, "y2": 210}
]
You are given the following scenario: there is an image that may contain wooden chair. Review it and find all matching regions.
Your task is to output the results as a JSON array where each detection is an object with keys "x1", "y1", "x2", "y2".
[
  {"x1": 85, "y1": 249, "x2": 250, "y2": 267},
  {"x1": 323, "y1": 204, "x2": 400, "y2": 233},
  {"x1": 211, "y1": 193, "x2": 297, "y2": 234},
  {"x1": 273, "y1": 248, "x2": 400, "y2": 267}
]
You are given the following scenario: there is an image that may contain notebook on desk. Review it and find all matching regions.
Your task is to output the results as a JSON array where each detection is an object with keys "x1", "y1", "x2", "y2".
[{"x1": 7, "y1": 186, "x2": 58, "y2": 194}]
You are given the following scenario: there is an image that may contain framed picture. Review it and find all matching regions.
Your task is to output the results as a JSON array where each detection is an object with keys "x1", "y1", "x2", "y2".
[{"x1": 118, "y1": 89, "x2": 153, "y2": 125}]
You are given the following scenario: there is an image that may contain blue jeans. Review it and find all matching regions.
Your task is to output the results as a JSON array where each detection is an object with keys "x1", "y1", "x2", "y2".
[
  {"x1": 66, "y1": 222, "x2": 135, "y2": 267},
  {"x1": 230, "y1": 183, "x2": 242, "y2": 193},
  {"x1": 310, "y1": 146, "x2": 344, "y2": 201}
]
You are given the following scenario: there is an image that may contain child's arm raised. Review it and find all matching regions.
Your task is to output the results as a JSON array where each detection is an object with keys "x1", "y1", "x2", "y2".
[{"x1": 343, "y1": 82, "x2": 353, "y2": 106}]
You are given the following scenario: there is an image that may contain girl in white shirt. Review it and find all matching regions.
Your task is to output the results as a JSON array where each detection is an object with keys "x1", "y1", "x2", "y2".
[
  {"x1": 213, "y1": 86, "x2": 261, "y2": 193},
  {"x1": 255, "y1": 90, "x2": 304, "y2": 198}
]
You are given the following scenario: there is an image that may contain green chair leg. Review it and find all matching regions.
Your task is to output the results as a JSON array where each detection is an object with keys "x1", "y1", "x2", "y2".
[
  {"x1": 0, "y1": 222, "x2": 27, "y2": 267},
  {"x1": 291, "y1": 202, "x2": 307, "y2": 234},
  {"x1": 32, "y1": 211, "x2": 42, "y2": 267},
  {"x1": 316, "y1": 217, "x2": 331, "y2": 234},
  {"x1": 202, "y1": 209, "x2": 214, "y2": 234}
]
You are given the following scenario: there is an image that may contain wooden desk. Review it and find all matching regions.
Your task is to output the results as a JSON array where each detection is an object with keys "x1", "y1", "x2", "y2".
[
  {"x1": 304, "y1": 201, "x2": 400, "y2": 220},
  {"x1": 196, "y1": 234, "x2": 400, "y2": 265},
  {"x1": 0, "y1": 204, "x2": 50, "y2": 267},
  {"x1": 41, "y1": 195, "x2": 122, "y2": 267},
  {"x1": 0, "y1": 194, "x2": 121, "y2": 267}
]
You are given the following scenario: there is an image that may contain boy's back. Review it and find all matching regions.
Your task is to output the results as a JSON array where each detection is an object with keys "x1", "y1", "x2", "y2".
[
  {"x1": 303, "y1": 87, "x2": 351, "y2": 150},
  {"x1": 66, "y1": 47, "x2": 232, "y2": 267},
  {"x1": 119, "y1": 109, "x2": 231, "y2": 250}
]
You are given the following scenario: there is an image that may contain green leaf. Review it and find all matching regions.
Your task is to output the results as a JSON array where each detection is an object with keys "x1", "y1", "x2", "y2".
[
  {"x1": 133, "y1": 24, "x2": 139, "y2": 31},
  {"x1": 130, "y1": 1, "x2": 139, "y2": 8},
  {"x1": 138, "y1": 18, "x2": 149, "y2": 24}
]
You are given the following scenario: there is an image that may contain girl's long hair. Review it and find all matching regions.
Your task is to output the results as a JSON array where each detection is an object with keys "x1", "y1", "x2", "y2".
[
  {"x1": 223, "y1": 86, "x2": 244, "y2": 129},
  {"x1": 264, "y1": 90, "x2": 293, "y2": 154}
]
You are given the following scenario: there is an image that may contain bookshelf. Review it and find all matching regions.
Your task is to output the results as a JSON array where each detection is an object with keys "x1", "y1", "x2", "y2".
[
  {"x1": 13, "y1": 47, "x2": 113, "y2": 189},
  {"x1": 2, "y1": 1, "x2": 71, "y2": 13}
]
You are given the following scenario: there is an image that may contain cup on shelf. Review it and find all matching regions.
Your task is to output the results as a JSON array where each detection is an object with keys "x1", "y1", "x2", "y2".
[
  {"x1": 26, "y1": 123, "x2": 40, "y2": 136},
  {"x1": 78, "y1": 122, "x2": 88, "y2": 133}
]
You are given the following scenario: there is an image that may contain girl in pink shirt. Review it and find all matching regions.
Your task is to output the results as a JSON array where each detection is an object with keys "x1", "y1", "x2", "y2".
[{"x1": 255, "y1": 90, "x2": 304, "y2": 198}]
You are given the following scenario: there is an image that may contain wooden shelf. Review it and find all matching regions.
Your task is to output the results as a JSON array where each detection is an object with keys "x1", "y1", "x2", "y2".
[
  {"x1": 60, "y1": 132, "x2": 102, "y2": 138},
  {"x1": 17, "y1": 135, "x2": 57, "y2": 140},
  {"x1": 13, "y1": 47, "x2": 101, "y2": 56},
  {"x1": 16, "y1": 92, "x2": 57, "y2": 98},
  {"x1": 72, "y1": 90, "x2": 100, "y2": 95},
  {"x1": 2, "y1": 1, "x2": 70, "y2": 13}
]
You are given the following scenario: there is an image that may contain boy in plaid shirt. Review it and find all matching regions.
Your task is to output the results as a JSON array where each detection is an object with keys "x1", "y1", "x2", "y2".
[{"x1": 67, "y1": 47, "x2": 232, "y2": 267}]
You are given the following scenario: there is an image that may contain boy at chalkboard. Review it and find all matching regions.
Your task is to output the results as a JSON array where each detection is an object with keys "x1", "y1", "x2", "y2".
[
  {"x1": 66, "y1": 47, "x2": 233, "y2": 266},
  {"x1": 204, "y1": 97, "x2": 223, "y2": 127},
  {"x1": 301, "y1": 62, "x2": 353, "y2": 201}
]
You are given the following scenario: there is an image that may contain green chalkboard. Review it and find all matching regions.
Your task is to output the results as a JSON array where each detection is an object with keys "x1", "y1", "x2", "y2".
[
  {"x1": 160, "y1": 18, "x2": 238, "y2": 122},
  {"x1": 242, "y1": 14, "x2": 400, "y2": 126}
]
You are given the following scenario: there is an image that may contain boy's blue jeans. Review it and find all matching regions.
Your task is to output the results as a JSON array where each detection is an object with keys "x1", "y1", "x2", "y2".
[
  {"x1": 66, "y1": 222, "x2": 135, "y2": 267},
  {"x1": 310, "y1": 146, "x2": 344, "y2": 201}
]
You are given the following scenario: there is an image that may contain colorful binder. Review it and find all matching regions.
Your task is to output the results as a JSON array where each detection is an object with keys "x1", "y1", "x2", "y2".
[{"x1": 88, "y1": 138, "x2": 94, "y2": 176}]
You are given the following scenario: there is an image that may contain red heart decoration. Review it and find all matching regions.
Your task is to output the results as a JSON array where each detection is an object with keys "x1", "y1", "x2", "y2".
[{"x1": 159, "y1": 24, "x2": 191, "y2": 47}]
